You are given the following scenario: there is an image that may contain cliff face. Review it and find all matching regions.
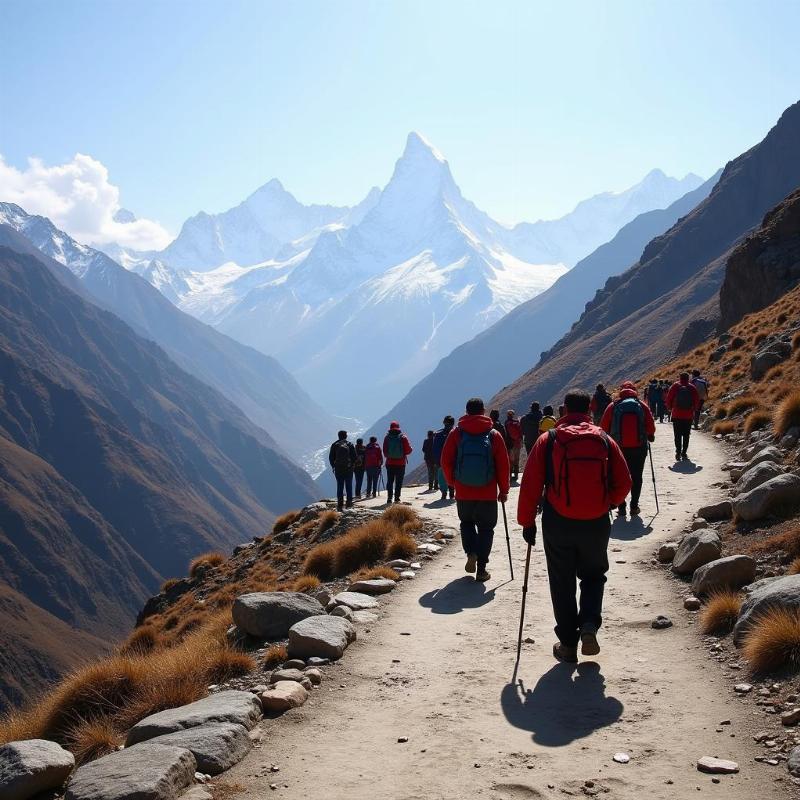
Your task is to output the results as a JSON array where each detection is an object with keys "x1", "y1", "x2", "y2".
[{"x1": 718, "y1": 188, "x2": 800, "y2": 332}]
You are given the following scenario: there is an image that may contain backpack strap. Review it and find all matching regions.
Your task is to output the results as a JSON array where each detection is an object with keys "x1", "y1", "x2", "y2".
[{"x1": 544, "y1": 429, "x2": 557, "y2": 490}]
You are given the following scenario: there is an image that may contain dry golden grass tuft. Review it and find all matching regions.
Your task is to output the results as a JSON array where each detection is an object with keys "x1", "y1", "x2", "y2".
[
  {"x1": 302, "y1": 540, "x2": 338, "y2": 580},
  {"x1": 385, "y1": 532, "x2": 418, "y2": 560},
  {"x1": 775, "y1": 390, "x2": 800, "y2": 438},
  {"x1": 793, "y1": 332, "x2": 800, "y2": 351},
  {"x1": 119, "y1": 625, "x2": 162, "y2": 656},
  {"x1": 262, "y1": 644, "x2": 288, "y2": 668},
  {"x1": 383, "y1": 504, "x2": 420, "y2": 527},
  {"x1": 743, "y1": 608, "x2": 800, "y2": 673},
  {"x1": 743, "y1": 526, "x2": 800, "y2": 559},
  {"x1": 292, "y1": 574, "x2": 321, "y2": 592},
  {"x1": 355, "y1": 566, "x2": 400, "y2": 581},
  {"x1": 332, "y1": 519, "x2": 397, "y2": 575},
  {"x1": 744, "y1": 410, "x2": 772, "y2": 435},
  {"x1": 188, "y1": 551, "x2": 226, "y2": 578},
  {"x1": 160, "y1": 577, "x2": 180, "y2": 593},
  {"x1": 66, "y1": 717, "x2": 120, "y2": 765},
  {"x1": 699, "y1": 591, "x2": 742, "y2": 635},
  {"x1": 712, "y1": 420, "x2": 737, "y2": 435},
  {"x1": 727, "y1": 395, "x2": 759, "y2": 416},
  {"x1": 272, "y1": 510, "x2": 301, "y2": 534},
  {"x1": 714, "y1": 405, "x2": 729, "y2": 419},
  {"x1": 787, "y1": 557, "x2": 800, "y2": 575},
  {"x1": 317, "y1": 510, "x2": 340, "y2": 533}
]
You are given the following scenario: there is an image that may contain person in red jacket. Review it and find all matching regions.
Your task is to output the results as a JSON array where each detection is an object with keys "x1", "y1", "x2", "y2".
[
  {"x1": 504, "y1": 409, "x2": 523, "y2": 482},
  {"x1": 363, "y1": 436, "x2": 383, "y2": 498},
  {"x1": 441, "y1": 397, "x2": 511, "y2": 582},
  {"x1": 517, "y1": 389, "x2": 632, "y2": 663},
  {"x1": 383, "y1": 421, "x2": 413, "y2": 504},
  {"x1": 666, "y1": 372, "x2": 700, "y2": 461},
  {"x1": 600, "y1": 381, "x2": 656, "y2": 516}
]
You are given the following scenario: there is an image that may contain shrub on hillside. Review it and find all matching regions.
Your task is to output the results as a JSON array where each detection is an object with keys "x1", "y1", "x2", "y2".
[
  {"x1": 292, "y1": 575, "x2": 321, "y2": 592},
  {"x1": 385, "y1": 532, "x2": 418, "y2": 560},
  {"x1": 744, "y1": 410, "x2": 772, "y2": 435},
  {"x1": 383, "y1": 505, "x2": 420, "y2": 527},
  {"x1": 712, "y1": 420, "x2": 737, "y2": 435},
  {"x1": 273, "y1": 510, "x2": 301, "y2": 534},
  {"x1": 787, "y1": 557, "x2": 800, "y2": 575},
  {"x1": 355, "y1": 566, "x2": 400, "y2": 581},
  {"x1": 188, "y1": 551, "x2": 226, "y2": 578},
  {"x1": 714, "y1": 405, "x2": 729, "y2": 420},
  {"x1": 119, "y1": 625, "x2": 162, "y2": 656},
  {"x1": 743, "y1": 608, "x2": 800, "y2": 673},
  {"x1": 318, "y1": 510, "x2": 340, "y2": 533},
  {"x1": 160, "y1": 577, "x2": 180, "y2": 593},
  {"x1": 699, "y1": 591, "x2": 742, "y2": 635},
  {"x1": 792, "y1": 332, "x2": 800, "y2": 351},
  {"x1": 263, "y1": 644, "x2": 288, "y2": 668},
  {"x1": 727, "y1": 395, "x2": 759, "y2": 416},
  {"x1": 744, "y1": 526, "x2": 800, "y2": 560},
  {"x1": 66, "y1": 718, "x2": 119, "y2": 765},
  {"x1": 775, "y1": 390, "x2": 800, "y2": 437}
]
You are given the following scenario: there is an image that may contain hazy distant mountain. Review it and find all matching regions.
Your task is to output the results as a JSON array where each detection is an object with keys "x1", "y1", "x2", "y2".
[{"x1": 0, "y1": 203, "x2": 335, "y2": 461}]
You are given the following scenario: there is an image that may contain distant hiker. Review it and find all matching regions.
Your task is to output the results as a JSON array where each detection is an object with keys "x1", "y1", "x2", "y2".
[
  {"x1": 441, "y1": 397, "x2": 511, "y2": 583},
  {"x1": 645, "y1": 378, "x2": 661, "y2": 418},
  {"x1": 658, "y1": 380, "x2": 670, "y2": 422},
  {"x1": 600, "y1": 381, "x2": 655, "y2": 516},
  {"x1": 520, "y1": 401, "x2": 543, "y2": 454},
  {"x1": 690, "y1": 369, "x2": 709, "y2": 429},
  {"x1": 383, "y1": 421, "x2": 413, "y2": 504},
  {"x1": 505, "y1": 410, "x2": 523, "y2": 481},
  {"x1": 363, "y1": 436, "x2": 383, "y2": 498},
  {"x1": 539, "y1": 405, "x2": 557, "y2": 433},
  {"x1": 517, "y1": 389, "x2": 632, "y2": 662},
  {"x1": 489, "y1": 409, "x2": 511, "y2": 448},
  {"x1": 590, "y1": 383, "x2": 613, "y2": 425},
  {"x1": 666, "y1": 372, "x2": 700, "y2": 461},
  {"x1": 422, "y1": 430, "x2": 437, "y2": 491},
  {"x1": 329, "y1": 430, "x2": 357, "y2": 511},
  {"x1": 354, "y1": 438, "x2": 366, "y2": 498},
  {"x1": 432, "y1": 415, "x2": 456, "y2": 501}
]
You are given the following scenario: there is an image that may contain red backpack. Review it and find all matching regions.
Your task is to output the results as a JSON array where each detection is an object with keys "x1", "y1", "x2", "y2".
[
  {"x1": 544, "y1": 426, "x2": 612, "y2": 520},
  {"x1": 364, "y1": 443, "x2": 382, "y2": 468},
  {"x1": 505, "y1": 418, "x2": 522, "y2": 443}
]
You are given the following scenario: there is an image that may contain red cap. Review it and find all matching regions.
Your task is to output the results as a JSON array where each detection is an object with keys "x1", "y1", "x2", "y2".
[{"x1": 389, "y1": 421, "x2": 400, "y2": 430}]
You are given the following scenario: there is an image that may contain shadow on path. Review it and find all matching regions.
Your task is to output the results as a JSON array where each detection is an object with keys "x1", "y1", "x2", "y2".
[
  {"x1": 418, "y1": 576, "x2": 495, "y2": 614},
  {"x1": 501, "y1": 662, "x2": 624, "y2": 746},
  {"x1": 669, "y1": 461, "x2": 703, "y2": 474},
  {"x1": 423, "y1": 498, "x2": 455, "y2": 509},
  {"x1": 610, "y1": 515, "x2": 653, "y2": 541}
]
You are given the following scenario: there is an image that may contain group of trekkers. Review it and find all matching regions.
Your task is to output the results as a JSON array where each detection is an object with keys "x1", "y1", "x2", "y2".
[{"x1": 330, "y1": 367, "x2": 708, "y2": 664}]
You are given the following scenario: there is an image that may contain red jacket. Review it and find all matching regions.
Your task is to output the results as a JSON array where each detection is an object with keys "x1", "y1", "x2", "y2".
[
  {"x1": 666, "y1": 378, "x2": 700, "y2": 421},
  {"x1": 600, "y1": 388, "x2": 656, "y2": 448},
  {"x1": 505, "y1": 418, "x2": 522, "y2": 444},
  {"x1": 364, "y1": 442, "x2": 383, "y2": 468},
  {"x1": 441, "y1": 414, "x2": 511, "y2": 501},
  {"x1": 383, "y1": 430, "x2": 412, "y2": 466},
  {"x1": 517, "y1": 413, "x2": 632, "y2": 526}
]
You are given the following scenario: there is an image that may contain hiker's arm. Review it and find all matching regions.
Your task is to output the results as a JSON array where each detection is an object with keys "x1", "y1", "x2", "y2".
[
  {"x1": 492, "y1": 430, "x2": 511, "y2": 498},
  {"x1": 440, "y1": 430, "x2": 457, "y2": 488},
  {"x1": 665, "y1": 385, "x2": 675, "y2": 409},
  {"x1": 517, "y1": 437, "x2": 545, "y2": 527},
  {"x1": 643, "y1": 405, "x2": 656, "y2": 439},
  {"x1": 599, "y1": 403, "x2": 613, "y2": 432},
  {"x1": 404, "y1": 437, "x2": 413, "y2": 456},
  {"x1": 608, "y1": 439, "x2": 633, "y2": 507},
  {"x1": 329, "y1": 444, "x2": 335, "y2": 469}
]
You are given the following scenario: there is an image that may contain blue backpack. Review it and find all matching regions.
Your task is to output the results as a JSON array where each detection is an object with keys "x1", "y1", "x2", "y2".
[
  {"x1": 385, "y1": 431, "x2": 405, "y2": 459},
  {"x1": 454, "y1": 427, "x2": 495, "y2": 486}
]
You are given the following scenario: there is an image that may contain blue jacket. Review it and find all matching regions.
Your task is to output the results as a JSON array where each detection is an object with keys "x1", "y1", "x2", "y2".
[{"x1": 432, "y1": 424, "x2": 454, "y2": 463}]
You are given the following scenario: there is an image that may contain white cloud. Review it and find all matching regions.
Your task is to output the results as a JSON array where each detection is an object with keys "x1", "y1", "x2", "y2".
[{"x1": 0, "y1": 153, "x2": 173, "y2": 250}]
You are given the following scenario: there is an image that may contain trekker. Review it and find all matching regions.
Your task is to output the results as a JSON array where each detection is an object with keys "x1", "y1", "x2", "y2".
[
  {"x1": 666, "y1": 372, "x2": 700, "y2": 461},
  {"x1": 489, "y1": 409, "x2": 510, "y2": 448},
  {"x1": 329, "y1": 430, "x2": 357, "y2": 511},
  {"x1": 422, "y1": 430, "x2": 437, "y2": 491},
  {"x1": 590, "y1": 384, "x2": 613, "y2": 425},
  {"x1": 539, "y1": 405, "x2": 557, "y2": 433},
  {"x1": 441, "y1": 397, "x2": 511, "y2": 583},
  {"x1": 690, "y1": 369, "x2": 709, "y2": 429},
  {"x1": 383, "y1": 421, "x2": 413, "y2": 504},
  {"x1": 354, "y1": 438, "x2": 366, "y2": 498},
  {"x1": 520, "y1": 401, "x2": 543, "y2": 454},
  {"x1": 600, "y1": 381, "x2": 655, "y2": 516},
  {"x1": 432, "y1": 415, "x2": 456, "y2": 501},
  {"x1": 363, "y1": 436, "x2": 383, "y2": 498},
  {"x1": 645, "y1": 378, "x2": 661, "y2": 419},
  {"x1": 517, "y1": 389, "x2": 632, "y2": 662},
  {"x1": 658, "y1": 380, "x2": 670, "y2": 422},
  {"x1": 505, "y1": 410, "x2": 523, "y2": 482}
]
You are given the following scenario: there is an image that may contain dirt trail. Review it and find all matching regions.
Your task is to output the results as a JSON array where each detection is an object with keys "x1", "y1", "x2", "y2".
[{"x1": 226, "y1": 431, "x2": 789, "y2": 799}]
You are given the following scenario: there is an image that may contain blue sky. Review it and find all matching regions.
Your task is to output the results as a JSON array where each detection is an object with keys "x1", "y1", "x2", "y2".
[{"x1": 1, "y1": 0, "x2": 799, "y2": 242}]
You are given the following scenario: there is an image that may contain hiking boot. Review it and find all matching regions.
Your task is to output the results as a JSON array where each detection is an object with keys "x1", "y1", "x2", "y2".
[
  {"x1": 580, "y1": 628, "x2": 600, "y2": 656},
  {"x1": 386, "y1": 498, "x2": 392, "y2": 505},
  {"x1": 475, "y1": 569, "x2": 491, "y2": 582},
  {"x1": 681, "y1": 451, "x2": 688, "y2": 460},
  {"x1": 464, "y1": 554, "x2": 477, "y2": 573},
  {"x1": 617, "y1": 503, "x2": 626, "y2": 516},
  {"x1": 630, "y1": 504, "x2": 641, "y2": 515},
  {"x1": 345, "y1": 500, "x2": 354, "y2": 508},
  {"x1": 449, "y1": 491, "x2": 455, "y2": 500},
  {"x1": 552, "y1": 642, "x2": 578, "y2": 663},
  {"x1": 675, "y1": 450, "x2": 681, "y2": 461},
  {"x1": 441, "y1": 493, "x2": 447, "y2": 502}
]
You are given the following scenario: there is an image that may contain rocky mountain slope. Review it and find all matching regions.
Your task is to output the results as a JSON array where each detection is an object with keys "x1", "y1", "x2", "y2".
[
  {"x1": 493, "y1": 100, "x2": 800, "y2": 411},
  {"x1": 0, "y1": 242, "x2": 318, "y2": 709},
  {"x1": 368, "y1": 173, "x2": 719, "y2": 465},
  {"x1": 0, "y1": 204, "x2": 334, "y2": 461}
]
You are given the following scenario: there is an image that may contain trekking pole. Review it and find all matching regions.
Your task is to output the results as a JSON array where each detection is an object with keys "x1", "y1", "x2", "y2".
[
  {"x1": 515, "y1": 543, "x2": 532, "y2": 663},
  {"x1": 501, "y1": 502, "x2": 514, "y2": 581},
  {"x1": 648, "y1": 442, "x2": 659, "y2": 514}
]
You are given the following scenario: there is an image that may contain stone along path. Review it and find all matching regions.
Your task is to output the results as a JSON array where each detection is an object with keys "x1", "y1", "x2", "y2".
[{"x1": 225, "y1": 431, "x2": 786, "y2": 799}]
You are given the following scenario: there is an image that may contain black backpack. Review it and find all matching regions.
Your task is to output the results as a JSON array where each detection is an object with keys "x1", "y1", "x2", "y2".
[
  {"x1": 332, "y1": 440, "x2": 352, "y2": 471},
  {"x1": 675, "y1": 385, "x2": 694, "y2": 410}
]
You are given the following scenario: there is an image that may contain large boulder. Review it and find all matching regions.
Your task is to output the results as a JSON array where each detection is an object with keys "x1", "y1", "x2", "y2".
[
  {"x1": 64, "y1": 743, "x2": 196, "y2": 800},
  {"x1": 743, "y1": 445, "x2": 783, "y2": 471},
  {"x1": 126, "y1": 691, "x2": 261, "y2": 746},
  {"x1": 288, "y1": 615, "x2": 356, "y2": 660},
  {"x1": 734, "y1": 574, "x2": 800, "y2": 646},
  {"x1": 347, "y1": 579, "x2": 396, "y2": 595},
  {"x1": 697, "y1": 501, "x2": 732, "y2": 521},
  {"x1": 0, "y1": 739, "x2": 74, "y2": 800},
  {"x1": 691, "y1": 555, "x2": 757, "y2": 595},
  {"x1": 231, "y1": 592, "x2": 325, "y2": 639},
  {"x1": 672, "y1": 530, "x2": 722, "y2": 575},
  {"x1": 332, "y1": 591, "x2": 379, "y2": 611},
  {"x1": 751, "y1": 340, "x2": 791, "y2": 380},
  {"x1": 733, "y1": 473, "x2": 800, "y2": 521},
  {"x1": 731, "y1": 460, "x2": 783, "y2": 495},
  {"x1": 130, "y1": 723, "x2": 251, "y2": 775}
]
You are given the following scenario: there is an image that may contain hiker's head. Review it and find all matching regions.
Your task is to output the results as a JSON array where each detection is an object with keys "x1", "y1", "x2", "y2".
[
  {"x1": 596, "y1": 384, "x2": 604, "y2": 393},
  {"x1": 369, "y1": 436, "x2": 377, "y2": 443},
  {"x1": 337, "y1": 430, "x2": 347, "y2": 440},
  {"x1": 506, "y1": 409, "x2": 516, "y2": 419},
  {"x1": 489, "y1": 408, "x2": 500, "y2": 422},
  {"x1": 530, "y1": 401, "x2": 540, "y2": 412},
  {"x1": 444, "y1": 414, "x2": 455, "y2": 426},
  {"x1": 543, "y1": 404, "x2": 554, "y2": 416},
  {"x1": 679, "y1": 371, "x2": 690, "y2": 383},
  {"x1": 620, "y1": 380, "x2": 637, "y2": 393},
  {"x1": 356, "y1": 438, "x2": 363, "y2": 445},
  {"x1": 389, "y1": 421, "x2": 400, "y2": 431},
  {"x1": 692, "y1": 369, "x2": 701, "y2": 377},
  {"x1": 466, "y1": 397, "x2": 486, "y2": 415},
  {"x1": 563, "y1": 389, "x2": 591, "y2": 415},
  {"x1": 427, "y1": 430, "x2": 434, "y2": 437}
]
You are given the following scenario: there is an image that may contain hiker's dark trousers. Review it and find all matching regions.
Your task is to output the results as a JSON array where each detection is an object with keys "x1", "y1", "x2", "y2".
[
  {"x1": 365, "y1": 466, "x2": 380, "y2": 496},
  {"x1": 386, "y1": 465, "x2": 405, "y2": 501},
  {"x1": 334, "y1": 469, "x2": 353, "y2": 507},
  {"x1": 672, "y1": 418, "x2": 692, "y2": 456},
  {"x1": 456, "y1": 499, "x2": 497, "y2": 570},
  {"x1": 354, "y1": 468, "x2": 365, "y2": 495},
  {"x1": 621, "y1": 446, "x2": 647, "y2": 508},
  {"x1": 694, "y1": 400, "x2": 705, "y2": 428},
  {"x1": 426, "y1": 461, "x2": 437, "y2": 490},
  {"x1": 542, "y1": 505, "x2": 610, "y2": 648}
]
